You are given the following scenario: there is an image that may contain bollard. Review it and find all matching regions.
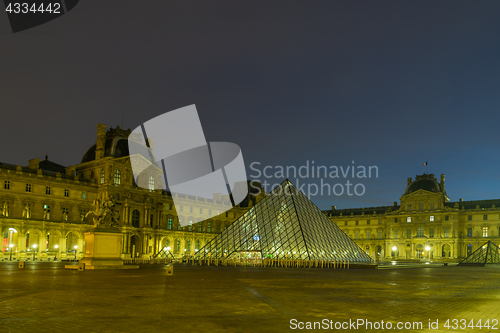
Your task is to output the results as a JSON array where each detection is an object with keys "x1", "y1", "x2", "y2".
[
  {"x1": 347, "y1": 260, "x2": 349, "y2": 269},
  {"x1": 78, "y1": 263, "x2": 85, "y2": 271},
  {"x1": 166, "y1": 264, "x2": 174, "y2": 276},
  {"x1": 19, "y1": 262, "x2": 24, "y2": 268}
]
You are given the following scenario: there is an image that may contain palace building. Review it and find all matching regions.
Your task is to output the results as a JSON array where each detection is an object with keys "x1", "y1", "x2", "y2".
[
  {"x1": 327, "y1": 173, "x2": 500, "y2": 261},
  {"x1": 0, "y1": 124, "x2": 264, "y2": 261}
]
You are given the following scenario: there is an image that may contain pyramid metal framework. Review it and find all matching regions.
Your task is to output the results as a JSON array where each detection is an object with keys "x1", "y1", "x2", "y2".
[
  {"x1": 194, "y1": 180, "x2": 372, "y2": 262},
  {"x1": 458, "y1": 241, "x2": 500, "y2": 266}
]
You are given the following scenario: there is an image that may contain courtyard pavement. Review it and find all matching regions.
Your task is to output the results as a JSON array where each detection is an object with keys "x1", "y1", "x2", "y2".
[{"x1": 0, "y1": 262, "x2": 499, "y2": 333}]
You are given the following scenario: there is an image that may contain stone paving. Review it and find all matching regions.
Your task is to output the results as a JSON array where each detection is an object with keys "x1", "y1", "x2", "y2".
[{"x1": 0, "y1": 262, "x2": 499, "y2": 332}]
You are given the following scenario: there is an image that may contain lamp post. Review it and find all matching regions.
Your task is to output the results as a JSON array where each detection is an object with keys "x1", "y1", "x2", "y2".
[
  {"x1": 32, "y1": 244, "x2": 37, "y2": 261},
  {"x1": 392, "y1": 246, "x2": 397, "y2": 260},
  {"x1": 425, "y1": 246, "x2": 431, "y2": 260},
  {"x1": 166, "y1": 246, "x2": 174, "y2": 259},
  {"x1": 74, "y1": 245, "x2": 78, "y2": 260},
  {"x1": 54, "y1": 245, "x2": 59, "y2": 260},
  {"x1": 9, "y1": 244, "x2": 14, "y2": 261}
]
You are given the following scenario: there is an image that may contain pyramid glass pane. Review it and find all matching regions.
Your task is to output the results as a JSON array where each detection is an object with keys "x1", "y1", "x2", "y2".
[
  {"x1": 195, "y1": 179, "x2": 371, "y2": 262},
  {"x1": 459, "y1": 241, "x2": 500, "y2": 265}
]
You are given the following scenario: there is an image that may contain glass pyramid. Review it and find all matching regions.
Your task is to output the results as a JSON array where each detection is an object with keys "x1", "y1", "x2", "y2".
[
  {"x1": 194, "y1": 179, "x2": 372, "y2": 262},
  {"x1": 458, "y1": 241, "x2": 500, "y2": 266}
]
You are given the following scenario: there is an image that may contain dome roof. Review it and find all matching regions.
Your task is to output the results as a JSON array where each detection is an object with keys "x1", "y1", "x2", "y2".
[
  {"x1": 81, "y1": 126, "x2": 150, "y2": 163},
  {"x1": 405, "y1": 174, "x2": 442, "y2": 195}
]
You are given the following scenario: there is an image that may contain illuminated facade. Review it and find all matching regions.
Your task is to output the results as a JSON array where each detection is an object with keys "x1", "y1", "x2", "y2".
[
  {"x1": 0, "y1": 124, "x2": 263, "y2": 260},
  {"x1": 327, "y1": 173, "x2": 500, "y2": 261}
]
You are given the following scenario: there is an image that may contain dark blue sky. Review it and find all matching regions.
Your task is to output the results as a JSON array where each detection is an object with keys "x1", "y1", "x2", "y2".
[{"x1": 1, "y1": 1, "x2": 500, "y2": 209}]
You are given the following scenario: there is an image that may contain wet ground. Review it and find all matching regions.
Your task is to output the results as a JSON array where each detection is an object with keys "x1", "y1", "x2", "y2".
[{"x1": 0, "y1": 262, "x2": 499, "y2": 332}]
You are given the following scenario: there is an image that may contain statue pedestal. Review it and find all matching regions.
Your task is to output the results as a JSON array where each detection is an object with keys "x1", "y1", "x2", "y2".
[{"x1": 67, "y1": 227, "x2": 138, "y2": 269}]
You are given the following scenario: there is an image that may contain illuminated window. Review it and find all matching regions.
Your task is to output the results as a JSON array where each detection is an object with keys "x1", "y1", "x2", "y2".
[
  {"x1": 26, "y1": 184, "x2": 31, "y2": 192},
  {"x1": 175, "y1": 239, "x2": 180, "y2": 252},
  {"x1": 100, "y1": 169, "x2": 105, "y2": 184},
  {"x1": 196, "y1": 239, "x2": 200, "y2": 251},
  {"x1": 483, "y1": 227, "x2": 488, "y2": 237},
  {"x1": 167, "y1": 218, "x2": 172, "y2": 230},
  {"x1": 62, "y1": 207, "x2": 69, "y2": 221},
  {"x1": 23, "y1": 203, "x2": 31, "y2": 218},
  {"x1": 430, "y1": 216, "x2": 434, "y2": 221},
  {"x1": 65, "y1": 189, "x2": 69, "y2": 197},
  {"x1": 46, "y1": 186, "x2": 51, "y2": 195},
  {"x1": 2, "y1": 201, "x2": 10, "y2": 217},
  {"x1": 4, "y1": 181, "x2": 10, "y2": 189},
  {"x1": 377, "y1": 230, "x2": 382, "y2": 239},
  {"x1": 467, "y1": 227, "x2": 472, "y2": 237},
  {"x1": 148, "y1": 176, "x2": 154, "y2": 191},
  {"x1": 186, "y1": 239, "x2": 191, "y2": 252},
  {"x1": 132, "y1": 210, "x2": 140, "y2": 227},
  {"x1": 198, "y1": 223, "x2": 202, "y2": 232},
  {"x1": 417, "y1": 226, "x2": 424, "y2": 237},
  {"x1": 114, "y1": 170, "x2": 121, "y2": 186},
  {"x1": 407, "y1": 217, "x2": 411, "y2": 222},
  {"x1": 366, "y1": 230, "x2": 371, "y2": 239}
]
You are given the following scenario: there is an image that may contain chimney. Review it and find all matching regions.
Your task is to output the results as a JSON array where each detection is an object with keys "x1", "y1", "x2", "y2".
[
  {"x1": 331, "y1": 206, "x2": 336, "y2": 210},
  {"x1": 95, "y1": 123, "x2": 107, "y2": 160},
  {"x1": 440, "y1": 174, "x2": 445, "y2": 191},
  {"x1": 394, "y1": 201, "x2": 398, "y2": 206},
  {"x1": 459, "y1": 198, "x2": 463, "y2": 202},
  {"x1": 407, "y1": 177, "x2": 412, "y2": 186},
  {"x1": 28, "y1": 158, "x2": 40, "y2": 170}
]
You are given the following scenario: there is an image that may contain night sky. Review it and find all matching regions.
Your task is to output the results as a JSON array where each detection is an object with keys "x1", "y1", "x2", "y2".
[{"x1": 1, "y1": 1, "x2": 500, "y2": 210}]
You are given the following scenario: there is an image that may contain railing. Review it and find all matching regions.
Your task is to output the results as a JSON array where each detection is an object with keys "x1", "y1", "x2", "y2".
[{"x1": 123, "y1": 258, "x2": 173, "y2": 265}]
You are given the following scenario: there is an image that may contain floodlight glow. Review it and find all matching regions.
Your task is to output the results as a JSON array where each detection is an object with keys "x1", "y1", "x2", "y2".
[
  {"x1": 392, "y1": 246, "x2": 397, "y2": 251},
  {"x1": 9, "y1": 244, "x2": 14, "y2": 248},
  {"x1": 425, "y1": 246, "x2": 430, "y2": 251},
  {"x1": 32, "y1": 244, "x2": 37, "y2": 249}
]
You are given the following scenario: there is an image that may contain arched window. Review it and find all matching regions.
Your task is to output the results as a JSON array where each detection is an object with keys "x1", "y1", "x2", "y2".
[
  {"x1": 148, "y1": 176, "x2": 154, "y2": 191},
  {"x1": 195, "y1": 239, "x2": 200, "y2": 251},
  {"x1": 186, "y1": 239, "x2": 191, "y2": 252},
  {"x1": 114, "y1": 170, "x2": 121, "y2": 186},
  {"x1": 100, "y1": 169, "x2": 105, "y2": 184},
  {"x1": 132, "y1": 210, "x2": 140, "y2": 228},
  {"x1": 175, "y1": 239, "x2": 180, "y2": 252}
]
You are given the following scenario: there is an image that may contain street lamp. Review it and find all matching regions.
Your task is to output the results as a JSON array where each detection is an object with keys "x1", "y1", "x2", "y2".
[
  {"x1": 32, "y1": 244, "x2": 37, "y2": 261},
  {"x1": 54, "y1": 245, "x2": 59, "y2": 260},
  {"x1": 9, "y1": 244, "x2": 14, "y2": 261},
  {"x1": 392, "y1": 246, "x2": 397, "y2": 260},
  {"x1": 74, "y1": 245, "x2": 78, "y2": 260},
  {"x1": 425, "y1": 246, "x2": 431, "y2": 260}
]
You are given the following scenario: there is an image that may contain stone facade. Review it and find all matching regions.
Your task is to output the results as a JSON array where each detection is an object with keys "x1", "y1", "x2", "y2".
[
  {"x1": 0, "y1": 124, "x2": 263, "y2": 260},
  {"x1": 327, "y1": 173, "x2": 500, "y2": 261}
]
